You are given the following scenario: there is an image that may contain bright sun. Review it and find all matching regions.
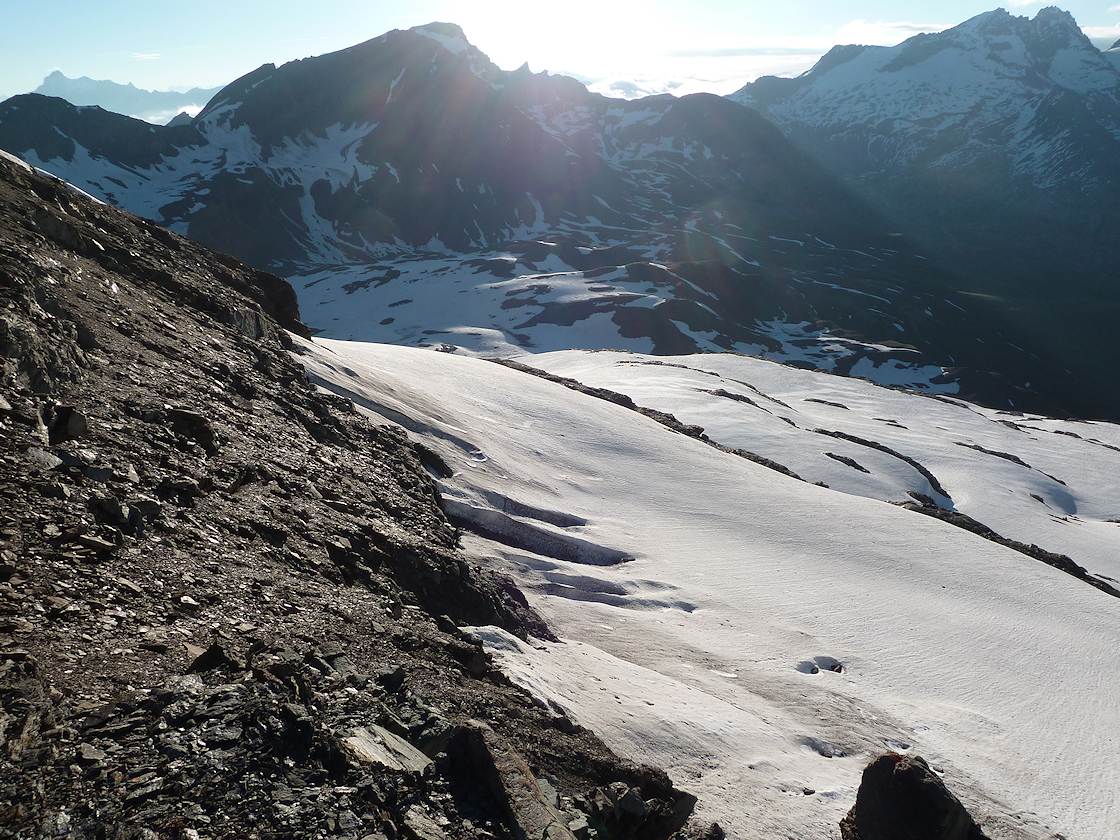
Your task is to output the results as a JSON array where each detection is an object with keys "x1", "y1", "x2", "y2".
[{"x1": 442, "y1": 0, "x2": 669, "y2": 75}]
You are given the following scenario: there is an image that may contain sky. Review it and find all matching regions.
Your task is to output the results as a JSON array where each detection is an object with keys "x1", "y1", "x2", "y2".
[{"x1": 2, "y1": 0, "x2": 1118, "y2": 102}]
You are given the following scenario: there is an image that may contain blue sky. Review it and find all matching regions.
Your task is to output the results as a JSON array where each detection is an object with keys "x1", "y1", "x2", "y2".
[{"x1": 2, "y1": 1, "x2": 1118, "y2": 101}]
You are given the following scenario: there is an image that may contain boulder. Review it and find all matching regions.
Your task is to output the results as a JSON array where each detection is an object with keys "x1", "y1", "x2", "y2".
[
  {"x1": 164, "y1": 407, "x2": 219, "y2": 454},
  {"x1": 46, "y1": 404, "x2": 87, "y2": 444},
  {"x1": 448, "y1": 720, "x2": 576, "y2": 840},
  {"x1": 343, "y1": 725, "x2": 432, "y2": 774},
  {"x1": 840, "y1": 753, "x2": 987, "y2": 840}
]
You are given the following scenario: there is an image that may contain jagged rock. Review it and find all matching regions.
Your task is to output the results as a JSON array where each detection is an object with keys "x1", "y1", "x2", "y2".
[
  {"x1": 25, "y1": 447, "x2": 62, "y2": 470},
  {"x1": 343, "y1": 725, "x2": 433, "y2": 774},
  {"x1": 76, "y1": 743, "x2": 106, "y2": 764},
  {"x1": 448, "y1": 720, "x2": 576, "y2": 840},
  {"x1": 403, "y1": 806, "x2": 449, "y2": 840},
  {"x1": 45, "y1": 405, "x2": 87, "y2": 444},
  {"x1": 840, "y1": 753, "x2": 987, "y2": 840},
  {"x1": 186, "y1": 642, "x2": 236, "y2": 673},
  {"x1": 163, "y1": 407, "x2": 219, "y2": 454},
  {"x1": 588, "y1": 779, "x2": 694, "y2": 840},
  {"x1": 88, "y1": 493, "x2": 135, "y2": 530},
  {"x1": 154, "y1": 475, "x2": 203, "y2": 503},
  {"x1": 129, "y1": 495, "x2": 161, "y2": 521},
  {"x1": 567, "y1": 815, "x2": 590, "y2": 839}
]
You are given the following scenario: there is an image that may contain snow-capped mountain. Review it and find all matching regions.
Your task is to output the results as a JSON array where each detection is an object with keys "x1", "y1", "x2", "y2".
[
  {"x1": 32, "y1": 70, "x2": 220, "y2": 124},
  {"x1": 299, "y1": 337, "x2": 1120, "y2": 840},
  {"x1": 732, "y1": 7, "x2": 1120, "y2": 418},
  {"x1": 734, "y1": 8, "x2": 1120, "y2": 199},
  {"x1": 0, "y1": 21, "x2": 1107, "y2": 419}
]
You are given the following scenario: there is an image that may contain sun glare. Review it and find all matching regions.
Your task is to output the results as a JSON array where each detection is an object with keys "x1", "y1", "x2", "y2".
[{"x1": 445, "y1": 0, "x2": 669, "y2": 75}]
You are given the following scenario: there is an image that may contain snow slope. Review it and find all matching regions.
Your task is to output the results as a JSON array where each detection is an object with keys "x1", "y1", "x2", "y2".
[
  {"x1": 528, "y1": 351, "x2": 1120, "y2": 585},
  {"x1": 296, "y1": 338, "x2": 1120, "y2": 839}
]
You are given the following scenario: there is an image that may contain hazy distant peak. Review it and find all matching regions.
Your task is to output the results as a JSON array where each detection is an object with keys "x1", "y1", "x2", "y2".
[{"x1": 33, "y1": 71, "x2": 220, "y2": 124}]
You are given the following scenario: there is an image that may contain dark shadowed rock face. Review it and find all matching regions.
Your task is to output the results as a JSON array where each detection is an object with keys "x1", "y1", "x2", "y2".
[
  {"x1": 840, "y1": 753, "x2": 987, "y2": 840},
  {"x1": 0, "y1": 153, "x2": 701, "y2": 838}
]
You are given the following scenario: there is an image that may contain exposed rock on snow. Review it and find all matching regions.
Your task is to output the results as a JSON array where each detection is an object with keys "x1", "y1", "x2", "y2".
[{"x1": 840, "y1": 753, "x2": 986, "y2": 840}]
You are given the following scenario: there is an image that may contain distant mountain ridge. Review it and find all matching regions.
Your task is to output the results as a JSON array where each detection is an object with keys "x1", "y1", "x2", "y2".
[
  {"x1": 33, "y1": 70, "x2": 220, "y2": 123},
  {"x1": 0, "y1": 20, "x2": 1109, "y2": 419}
]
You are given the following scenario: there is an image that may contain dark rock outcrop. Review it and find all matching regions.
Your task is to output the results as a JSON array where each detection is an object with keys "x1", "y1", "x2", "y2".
[{"x1": 840, "y1": 753, "x2": 987, "y2": 840}]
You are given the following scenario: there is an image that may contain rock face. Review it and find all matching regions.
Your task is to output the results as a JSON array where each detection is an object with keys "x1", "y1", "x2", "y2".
[
  {"x1": 840, "y1": 754, "x2": 987, "y2": 840},
  {"x1": 0, "y1": 24, "x2": 1096, "y2": 418},
  {"x1": 733, "y1": 7, "x2": 1120, "y2": 419},
  {"x1": 0, "y1": 151, "x2": 699, "y2": 837}
]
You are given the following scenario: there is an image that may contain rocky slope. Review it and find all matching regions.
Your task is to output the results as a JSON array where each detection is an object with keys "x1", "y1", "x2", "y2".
[
  {"x1": 0, "y1": 152, "x2": 714, "y2": 839},
  {"x1": 0, "y1": 24, "x2": 1093, "y2": 419},
  {"x1": 732, "y1": 7, "x2": 1120, "y2": 418}
]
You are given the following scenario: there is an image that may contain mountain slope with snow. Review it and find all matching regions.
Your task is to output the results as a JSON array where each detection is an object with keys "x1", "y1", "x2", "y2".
[
  {"x1": 296, "y1": 338, "x2": 1120, "y2": 840},
  {"x1": 0, "y1": 22, "x2": 1102, "y2": 419},
  {"x1": 734, "y1": 8, "x2": 1120, "y2": 203},
  {"x1": 731, "y1": 7, "x2": 1120, "y2": 418}
]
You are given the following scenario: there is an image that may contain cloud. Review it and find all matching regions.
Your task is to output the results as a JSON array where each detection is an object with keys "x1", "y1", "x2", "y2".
[
  {"x1": 130, "y1": 52, "x2": 161, "y2": 61},
  {"x1": 582, "y1": 50, "x2": 823, "y2": 100},
  {"x1": 669, "y1": 46, "x2": 829, "y2": 58},
  {"x1": 137, "y1": 104, "x2": 206, "y2": 125},
  {"x1": 833, "y1": 19, "x2": 952, "y2": 46},
  {"x1": 1083, "y1": 23, "x2": 1120, "y2": 41}
]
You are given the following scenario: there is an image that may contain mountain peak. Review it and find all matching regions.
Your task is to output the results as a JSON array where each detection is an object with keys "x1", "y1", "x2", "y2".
[
  {"x1": 1033, "y1": 5, "x2": 1077, "y2": 26},
  {"x1": 955, "y1": 5, "x2": 1085, "y2": 41},
  {"x1": 408, "y1": 21, "x2": 472, "y2": 54}
]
